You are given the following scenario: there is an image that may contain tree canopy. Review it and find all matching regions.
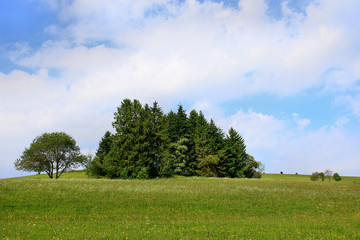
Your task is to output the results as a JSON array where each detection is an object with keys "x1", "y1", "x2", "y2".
[
  {"x1": 15, "y1": 132, "x2": 85, "y2": 179},
  {"x1": 87, "y1": 99, "x2": 263, "y2": 179}
]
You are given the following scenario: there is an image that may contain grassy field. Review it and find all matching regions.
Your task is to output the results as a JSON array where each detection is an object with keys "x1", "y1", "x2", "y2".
[{"x1": 1, "y1": 172, "x2": 359, "y2": 239}]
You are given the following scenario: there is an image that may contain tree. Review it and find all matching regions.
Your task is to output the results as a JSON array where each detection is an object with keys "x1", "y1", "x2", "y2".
[
  {"x1": 223, "y1": 127, "x2": 247, "y2": 178},
  {"x1": 96, "y1": 131, "x2": 112, "y2": 162},
  {"x1": 105, "y1": 99, "x2": 150, "y2": 179},
  {"x1": 86, "y1": 131, "x2": 112, "y2": 178},
  {"x1": 14, "y1": 132, "x2": 85, "y2": 179},
  {"x1": 169, "y1": 138, "x2": 190, "y2": 175},
  {"x1": 310, "y1": 171, "x2": 320, "y2": 181},
  {"x1": 324, "y1": 169, "x2": 333, "y2": 181},
  {"x1": 333, "y1": 173, "x2": 342, "y2": 181}
]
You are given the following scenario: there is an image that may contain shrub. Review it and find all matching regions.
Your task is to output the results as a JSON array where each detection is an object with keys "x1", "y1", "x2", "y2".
[
  {"x1": 280, "y1": 171, "x2": 283, "y2": 174},
  {"x1": 319, "y1": 172, "x2": 325, "y2": 181},
  {"x1": 324, "y1": 169, "x2": 333, "y2": 181},
  {"x1": 253, "y1": 171, "x2": 262, "y2": 179},
  {"x1": 310, "y1": 172, "x2": 320, "y2": 181},
  {"x1": 333, "y1": 173, "x2": 342, "y2": 181},
  {"x1": 86, "y1": 156, "x2": 106, "y2": 178},
  {"x1": 137, "y1": 167, "x2": 150, "y2": 179}
]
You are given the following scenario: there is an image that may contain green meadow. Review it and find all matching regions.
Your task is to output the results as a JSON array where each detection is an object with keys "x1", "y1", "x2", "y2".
[{"x1": 1, "y1": 172, "x2": 359, "y2": 239}]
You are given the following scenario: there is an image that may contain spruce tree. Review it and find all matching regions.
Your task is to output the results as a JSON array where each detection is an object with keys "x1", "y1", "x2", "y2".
[
  {"x1": 224, "y1": 127, "x2": 247, "y2": 178},
  {"x1": 96, "y1": 131, "x2": 112, "y2": 162},
  {"x1": 105, "y1": 99, "x2": 151, "y2": 178},
  {"x1": 146, "y1": 102, "x2": 168, "y2": 178},
  {"x1": 87, "y1": 131, "x2": 112, "y2": 177},
  {"x1": 187, "y1": 109, "x2": 199, "y2": 175}
]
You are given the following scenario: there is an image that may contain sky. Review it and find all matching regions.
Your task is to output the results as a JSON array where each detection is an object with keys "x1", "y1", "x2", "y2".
[{"x1": 1, "y1": 0, "x2": 359, "y2": 178}]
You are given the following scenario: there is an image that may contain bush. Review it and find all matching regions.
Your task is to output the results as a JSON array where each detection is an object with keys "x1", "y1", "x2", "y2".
[
  {"x1": 333, "y1": 173, "x2": 342, "y2": 181},
  {"x1": 253, "y1": 171, "x2": 262, "y2": 179},
  {"x1": 310, "y1": 172, "x2": 320, "y2": 181},
  {"x1": 280, "y1": 171, "x2": 283, "y2": 174},
  {"x1": 324, "y1": 169, "x2": 333, "y2": 181},
  {"x1": 319, "y1": 172, "x2": 325, "y2": 181},
  {"x1": 137, "y1": 167, "x2": 150, "y2": 179},
  {"x1": 85, "y1": 156, "x2": 106, "y2": 178}
]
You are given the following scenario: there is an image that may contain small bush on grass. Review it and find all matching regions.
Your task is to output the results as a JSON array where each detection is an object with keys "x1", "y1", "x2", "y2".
[
  {"x1": 333, "y1": 173, "x2": 342, "y2": 181},
  {"x1": 310, "y1": 172, "x2": 320, "y2": 181}
]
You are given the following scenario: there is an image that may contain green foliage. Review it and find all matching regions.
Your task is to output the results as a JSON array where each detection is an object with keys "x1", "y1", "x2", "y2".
[
  {"x1": 96, "y1": 131, "x2": 112, "y2": 160},
  {"x1": 86, "y1": 131, "x2": 113, "y2": 178},
  {"x1": 324, "y1": 169, "x2": 334, "y2": 181},
  {"x1": 223, "y1": 127, "x2": 257, "y2": 178},
  {"x1": 197, "y1": 154, "x2": 220, "y2": 177},
  {"x1": 170, "y1": 138, "x2": 190, "y2": 175},
  {"x1": 310, "y1": 172, "x2": 320, "y2": 181},
  {"x1": 96, "y1": 99, "x2": 261, "y2": 179},
  {"x1": 333, "y1": 173, "x2": 342, "y2": 181},
  {"x1": 319, "y1": 172, "x2": 325, "y2": 181},
  {"x1": 85, "y1": 156, "x2": 105, "y2": 178},
  {"x1": 14, "y1": 132, "x2": 85, "y2": 179}
]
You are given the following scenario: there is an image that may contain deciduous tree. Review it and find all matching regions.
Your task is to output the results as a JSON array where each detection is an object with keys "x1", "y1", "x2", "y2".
[{"x1": 15, "y1": 132, "x2": 85, "y2": 179}]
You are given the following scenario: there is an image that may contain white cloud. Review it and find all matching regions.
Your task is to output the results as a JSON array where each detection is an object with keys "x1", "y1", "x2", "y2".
[
  {"x1": 216, "y1": 109, "x2": 360, "y2": 176},
  {"x1": 1, "y1": 0, "x2": 360, "y2": 177},
  {"x1": 12, "y1": 0, "x2": 360, "y2": 98},
  {"x1": 292, "y1": 113, "x2": 311, "y2": 130}
]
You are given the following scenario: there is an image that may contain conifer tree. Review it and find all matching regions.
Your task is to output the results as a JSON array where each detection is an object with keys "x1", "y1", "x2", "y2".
[
  {"x1": 193, "y1": 112, "x2": 219, "y2": 176},
  {"x1": 187, "y1": 109, "x2": 199, "y2": 175},
  {"x1": 176, "y1": 105, "x2": 190, "y2": 140},
  {"x1": 224, "y1": 127, "x2": 247, "y2": 178},
  {"x1": 96, "y1": 131, "x2": 112, "y2": 162},
  {"x1": 87, "y1": 131, "x2": 112, "y2": 177},
  {"x1": 105, "y1": 99, "x2": 151, "y2": 178},
  {"x1": 165, "y1": 110, "x2": 178, "y2": 144},
  {"x1": 146, "y1": 102, "x2": 168, "y2": 178}
]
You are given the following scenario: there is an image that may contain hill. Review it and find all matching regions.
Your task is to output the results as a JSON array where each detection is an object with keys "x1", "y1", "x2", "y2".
[{"x1": 1, "y1": 172, "x2": 359, "y2": 239}]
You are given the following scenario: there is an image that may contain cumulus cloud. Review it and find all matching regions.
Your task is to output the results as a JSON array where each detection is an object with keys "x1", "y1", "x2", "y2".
[
  {"x1": 11, "y1": 0, "x2": 360, "y2": 98},
  {"x1": 215, "y1": 109, "x2": 360, "y2": 176},
  {"x1": 1, "y1": 0, "x2": 360, "y2": 177}
]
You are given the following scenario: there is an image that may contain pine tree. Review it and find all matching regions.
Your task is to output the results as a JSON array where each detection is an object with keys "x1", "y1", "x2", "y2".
[
  {"x1": 165, "y1": 110, "x2": 178, "y2": 144},
  {"x1": 96, "y1": 131, "x2": 112, "y2": 162},
  {"x1": 176, "y1": 104, "x2": 190, "y2": 140},
  {"x1": 146, "y1": 102, "x2": 168, "y2": 178},
  {"x1": 87, "y1": 131, "x2": 112, "y2": 177},
  {"x1": 105, "y1": 99, "x2": 151, "y2": 178},
  {"x1": 187, "y1": 109, "x2": 199, "y2": 175},
  {"x1": 223, "y1": 127, "x2": 247, "y2": 178}
]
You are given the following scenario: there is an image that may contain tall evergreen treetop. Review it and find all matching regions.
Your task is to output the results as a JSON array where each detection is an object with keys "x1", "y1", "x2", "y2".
[{"x1": 96, "y1": 131, "x2": 112, "y2": 162}]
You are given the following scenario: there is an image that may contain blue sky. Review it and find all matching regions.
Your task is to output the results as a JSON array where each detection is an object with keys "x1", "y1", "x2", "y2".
[{"x1": 1, "y1": 0, "x2": 360, "y2": 178}]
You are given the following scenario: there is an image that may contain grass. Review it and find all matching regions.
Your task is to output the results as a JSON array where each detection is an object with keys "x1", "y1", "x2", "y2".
[{"x1": 1, "y1": 173, "x2": 359, "y2": 239}]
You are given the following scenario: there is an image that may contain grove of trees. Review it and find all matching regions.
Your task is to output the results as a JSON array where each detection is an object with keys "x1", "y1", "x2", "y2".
[
  {"x1": 310, "y1": 169, "x2": 342, "y2": 182},
  {"x1": 87, "y1": 99, "x2": 262, "y2": 179}
]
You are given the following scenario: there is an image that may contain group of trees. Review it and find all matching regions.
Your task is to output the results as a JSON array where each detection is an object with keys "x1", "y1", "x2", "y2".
[
  {"x1": 310, "y1": 169, "x2": 342, "y2": 182},
  {"x1": 87, "y1": 99, "x2": 262, "y2": 179}
]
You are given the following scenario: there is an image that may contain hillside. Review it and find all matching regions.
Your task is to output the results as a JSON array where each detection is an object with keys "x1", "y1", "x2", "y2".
[{"x1": 1, "y1": 173, "x2": 359, "y2": 239}]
